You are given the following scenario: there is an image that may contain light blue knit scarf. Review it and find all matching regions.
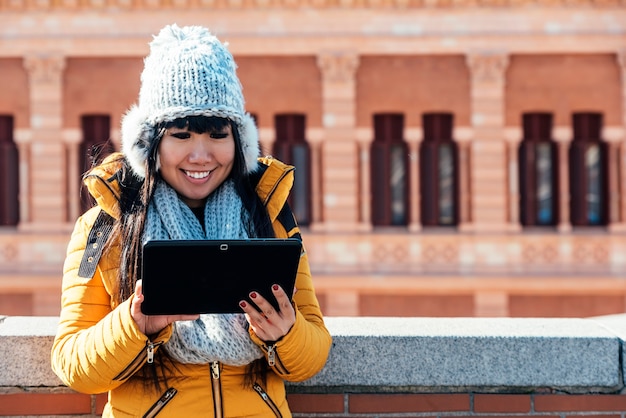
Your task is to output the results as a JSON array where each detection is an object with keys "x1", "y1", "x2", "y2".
[{"x1": 143, "y1": 179, "x2": 264, "y2": 366}]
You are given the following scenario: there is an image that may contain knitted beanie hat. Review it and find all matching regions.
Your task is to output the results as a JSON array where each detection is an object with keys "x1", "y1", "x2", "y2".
[{"x1": 121, "y1": 24, "x2": 259, "y2": 178}]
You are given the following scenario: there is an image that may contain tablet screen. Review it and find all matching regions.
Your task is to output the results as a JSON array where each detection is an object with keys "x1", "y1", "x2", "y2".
[{"x1": 140, "y1": 238, "x2": 302, "y2": 315}]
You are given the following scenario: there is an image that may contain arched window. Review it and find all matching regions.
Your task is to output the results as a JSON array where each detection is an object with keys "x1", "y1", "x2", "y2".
[
  {"x1": 569, "y1": 112, "x2": 608, "y2": 226},
  {"x1": 519, "y1": 113, "x2": 558, "y2": 227},
  {"x1": 420, "y1": 113, "x2": 458, "y2": 227},
  {"x1": 272, "y1": 114, "x2": 311, "y2": 226},
  {"x1": 80, "y1": 115, "x2": 113, "y2": 213},
  {"x1": 370, "y1": 113, "x2": 409, "y2": 226},
  {"x1": 0, "y1": 115, "x2": 18, "y2": 226}
]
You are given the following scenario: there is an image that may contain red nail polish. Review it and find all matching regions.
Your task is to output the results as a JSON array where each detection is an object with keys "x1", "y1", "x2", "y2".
[
  {"x1": 272, "y1": 285, "x2": 279, "y2": 291},
  {"x1": 250, "y1": 292, "x2": 257, "y2": 299},
  {"x1": 240, "y1": 301, "x2": 247, "y2": 308}
]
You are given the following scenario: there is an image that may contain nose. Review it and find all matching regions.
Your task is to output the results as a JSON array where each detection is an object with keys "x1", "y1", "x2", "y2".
[{"x1": 187, "y1": 134, "x2": 213, "y2": 163}]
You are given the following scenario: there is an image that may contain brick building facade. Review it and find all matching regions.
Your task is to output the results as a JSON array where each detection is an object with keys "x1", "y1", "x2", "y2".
[{"x1": 0, "y1": 0, "x2": 625, "y2": 317}]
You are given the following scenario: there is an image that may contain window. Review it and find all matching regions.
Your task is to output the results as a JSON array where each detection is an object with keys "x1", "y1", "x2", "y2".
[
  {"x1": 0, "y1": 115, "x2": 18, "y2": 226},
  {"x1": 420, "y1": 113, "x2": 458, "y2": 227},
  {"x1": 80, "y1": 115, "x2": 113, "y2": 213},
  {"x1": 569, "y1": 112, "x2": 608, "y2": 226},
  {"x1": 370, "y1": 113, "x2": 409, "y2": 226},
  {"x1": 272, "y1": 114, "x2": 311, "y2": 226},
  {"x1": 519, "y1": 113, "x2": 558, "y2": 227}
]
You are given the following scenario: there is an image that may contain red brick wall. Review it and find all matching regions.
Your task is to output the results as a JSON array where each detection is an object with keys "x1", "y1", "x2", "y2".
[
  {"x1": 288, "y1": 393, "x2": 626, "y2": 416},
  {"x1": 505, "y1": 53, "x2": 622, "y2": 126},
  {"x1": 2, "y1": 390, "x2": 626, "y2": 416}
]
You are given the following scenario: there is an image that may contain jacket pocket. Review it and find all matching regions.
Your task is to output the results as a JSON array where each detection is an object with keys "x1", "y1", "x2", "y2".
[
  {"x1": 114, "y1": 341, "x2": 163, "y2": 381},
  {"x1": 142, "y1": 387, "x2": 177, "y2": 418},
  {"x1": 253, "y1": 383, "x2": 283, "y2": 418}
]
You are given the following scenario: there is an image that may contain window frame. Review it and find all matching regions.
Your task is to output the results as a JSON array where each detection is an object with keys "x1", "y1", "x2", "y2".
[
  {"x1": 419, "y1": 112, "x2": 459, "y2": 227},
  {"x1": 370, "y1": 113, "x2": 410, "y2": 227},
  {"x1": 272, "y1": 113, "x2": 312, "y2": 226},
  {"x1": 0, "y1": 115, "x2": 19, "y2": 226},
  {"x1": 518, "y1": 112, "x2": 559, "y2": 227},
  {"x1": 569, "y1": 112, "x2": 609, "y2": 227}
]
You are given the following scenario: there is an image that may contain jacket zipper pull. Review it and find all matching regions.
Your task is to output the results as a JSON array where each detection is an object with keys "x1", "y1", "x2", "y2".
[
  {"x1": 147, "y1": 342, "x2": 155, "y2": 364},
  {"x1": 266, "y1": 344, "x2": 276, "y2": 367},
  {"x1": 211, "y1": 361, "x2": 220, "y2": 379},
  {"x1": 253, "y1": 383, "x2": 268, "y2": 400}
]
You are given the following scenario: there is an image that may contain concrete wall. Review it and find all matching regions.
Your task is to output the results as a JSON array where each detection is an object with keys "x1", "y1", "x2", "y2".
[{"x1": 1, "y1": 314, "x2": 626, "y2": 416}]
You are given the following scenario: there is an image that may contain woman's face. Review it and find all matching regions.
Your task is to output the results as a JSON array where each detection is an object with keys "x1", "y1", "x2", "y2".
[{"x1": 157, "y1": 122, "x2": 235, "y2": 208}]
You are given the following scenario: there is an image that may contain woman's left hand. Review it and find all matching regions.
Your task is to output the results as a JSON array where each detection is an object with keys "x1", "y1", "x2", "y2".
[{"x1": 240, "y1": 284, "x2": 296, "y2": 342}]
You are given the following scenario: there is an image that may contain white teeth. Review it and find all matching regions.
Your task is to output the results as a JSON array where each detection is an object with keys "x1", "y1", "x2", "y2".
[{"x1": 185, "y1": 170, "x2": 211, "y2": 179}]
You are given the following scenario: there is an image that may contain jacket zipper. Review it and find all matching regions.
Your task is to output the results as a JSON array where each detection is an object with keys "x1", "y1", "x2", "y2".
[
  {"x1": 211, "y1": 361, "x2": 224, "y2": 418},
  {"x1": 114, "y1": 340, "x2": 162, "y2": 381},
  {"x1": 142, "y1": 387, "x2": 177, "y2": 418},
  {"x1": 253, "y1": 383, "x2": 283, "y2": 418},
  {"x1": 264, "y1": 344, "x2": 290, "y2": 375}
]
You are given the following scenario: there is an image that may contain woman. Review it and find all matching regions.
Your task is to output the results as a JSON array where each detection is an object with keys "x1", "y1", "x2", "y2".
[{"x1": 51, "y1": 24, "x2": 331, "y2": 417}]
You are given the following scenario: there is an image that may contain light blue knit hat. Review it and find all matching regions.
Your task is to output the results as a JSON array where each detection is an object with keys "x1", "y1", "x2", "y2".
[{"x1": 121, "y1": 24, "x2": 259, "y2": 178}]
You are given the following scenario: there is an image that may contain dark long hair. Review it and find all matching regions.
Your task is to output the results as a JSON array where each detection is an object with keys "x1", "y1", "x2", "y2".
[{"x1": 107, "y1": 116, "x2": 273, "y2": 390}]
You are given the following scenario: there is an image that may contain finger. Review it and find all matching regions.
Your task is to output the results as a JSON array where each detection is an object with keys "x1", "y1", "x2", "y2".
[
  {"x1": 249, "y1": 291, "x2": 277, "y2": 317},
  {"x1": 135, "y1": 279, "x2": 143, "y2": 297},
  {"x1": 272, "y1": 285, "x2": 295, "y2": 315}
]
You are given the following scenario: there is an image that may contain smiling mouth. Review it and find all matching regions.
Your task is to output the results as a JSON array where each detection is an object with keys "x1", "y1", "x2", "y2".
[{"x1": 184, "y1": 170, "x2": 211, "y2": 179}]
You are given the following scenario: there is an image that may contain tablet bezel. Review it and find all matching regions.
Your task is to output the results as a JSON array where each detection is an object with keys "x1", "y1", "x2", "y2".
[{"x1": 140, "y1": 238, "x2": 302, "y2": 315}]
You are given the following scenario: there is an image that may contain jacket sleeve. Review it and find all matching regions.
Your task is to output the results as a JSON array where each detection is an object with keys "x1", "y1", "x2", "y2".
[
  {"x1": 250, "y1": 216, "x2": 332, "y2": 382},
  {"x1": 50, "y1": 208, "x2": 170, "y2": 394}
]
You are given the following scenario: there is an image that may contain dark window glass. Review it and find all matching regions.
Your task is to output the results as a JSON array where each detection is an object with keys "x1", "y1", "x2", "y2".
[
  {"x1": 0, "y1": 115, "x2": 19, "y2": 226},
  {"x1": 370, "y1": 114, "x2": 409, "y2": 226},
  {"x1": 272, "y1": 114, "x2": 311, "y2": 226},
  {"x1": 420, "y1": 113, "x2": 458, "y2": 227},
  {"x1": 569, "y1": 112, "x2": 608, "y2": 226},
  {"x1": 519, "y1": 113, "x2": 558, "y2": 227},
  {"x1": 80, "y1": 115, "x2": 113, "y2": 213}
]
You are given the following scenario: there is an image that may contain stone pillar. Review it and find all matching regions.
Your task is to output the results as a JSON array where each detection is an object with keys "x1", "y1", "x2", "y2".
[
  {"x1": 13, "y1": 129, "x2": 32, "y2": 226},
  {"x1": 455, "y1": 127, "x2": 474, "y2": 230},
  {"x1": 355, "y1": 127, "x2": 373, "y2": 231},
  {"x1": 554, "y1": 127, "x2": 572, "y2": 232},
  {"x1": 465, "y1": 52, "x2": 509, "y2": 232},
  {"x1": 316, "y1": 51, "x2": 359, "y2": 232},
  {"x1": 62, "y1": 128, "x2": 82, "y2": 223},
  {"x1": 504, "y1": 127, "x2": 523, "y2": 231},
  {"x1": 22, "y1": 53, "x2": 67, "y2": 228},
  {"x1": 605, "y1": 127, "x2": 626, "y2": 232},
  {"x1": 613, "y1": 50, "x2": 626, "y2": 231},
  {"x1": 307, "y1": 128, "x2": 325, "y2": 228},
  {"x1": 258, "y1": 127, "x2": 274, "y2": 158},
  {"x1": 405, "y1": 127, "x2": 422, "y2": 232}
]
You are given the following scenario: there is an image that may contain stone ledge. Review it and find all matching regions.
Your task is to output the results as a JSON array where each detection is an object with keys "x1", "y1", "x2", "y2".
[{"x1": 0, "y1": 315, "x2": 624, "y2": 393}]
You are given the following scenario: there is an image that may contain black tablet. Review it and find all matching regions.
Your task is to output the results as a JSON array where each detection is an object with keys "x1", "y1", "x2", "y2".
[{"x1": 140, "y1": 238, "x2": 302, "y2": 315}]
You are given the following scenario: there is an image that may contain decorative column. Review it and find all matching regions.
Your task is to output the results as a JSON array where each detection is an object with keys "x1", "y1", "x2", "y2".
[
  {"x1": 257, "y1": 127, "x2": 275, "y2": 158},
  {"x1": 316, "y1": 51, "x2": 360, "y2": 232},
  {"x1": 455, "y1": 126, "x2": 474, "y2": 230},
  {"x1": 613, "y1": 50, "x2": 626, "y2": 231},
  {"x1": 405, "y1": 127, "x2": 422, "y2": 232},
  {"x1": 465, "y1": 52, "x2": 509, "y2": 232},
  {"x1": 22, "y1": 53, "x2": 67, "y2": 228},
  {"x1": 355, "y1": 127, "x2": 372, "y2": 231},
  {"x1": 62, "y1": 128, "x2": 82, "y2": 223},
  {"x1": 13, "y1": 129, "x2": 32, "y2": 226},
  {"x1": 553, "y1": 126, "x2": 572, "y2": 232},
  {"x1": 605, "y1": 126, "x2": 626, "y2": 232},
  {"x1": 307, "y1": 128, "x2": 325, "y2": 228},
  {"x1": 504, "y1": 127, "x2": 522, "y2": 231}
]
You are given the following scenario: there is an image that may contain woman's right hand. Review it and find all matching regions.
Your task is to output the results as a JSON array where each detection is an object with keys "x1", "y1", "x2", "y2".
[{"x1": 131, "y1": 280, "x2": 200, "y2": 336}]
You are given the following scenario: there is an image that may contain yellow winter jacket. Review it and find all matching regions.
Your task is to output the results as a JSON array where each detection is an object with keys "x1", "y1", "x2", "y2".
[{"x1": 51, "y1": 153, "x2": 332, "y2": 417}]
